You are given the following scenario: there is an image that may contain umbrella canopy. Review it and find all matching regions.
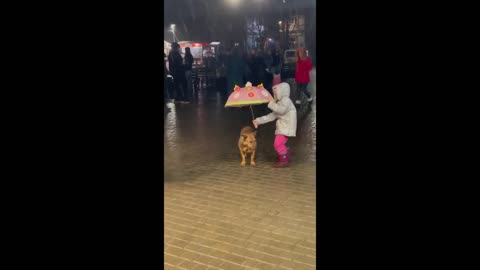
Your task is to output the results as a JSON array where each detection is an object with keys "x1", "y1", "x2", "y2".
[{"x1": 224, "y1": 82, "x2": 273, "y2": 108}]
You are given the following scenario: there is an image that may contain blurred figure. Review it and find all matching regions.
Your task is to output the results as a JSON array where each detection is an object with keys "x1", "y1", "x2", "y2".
[
  {"x1": 243, "y1": 50, "x2": 253, "y2": 83},
  {"x1": 253, "y1": 49, "x2": 267, "y2": 88},
  {"x1": 272, "y1": 48, "x2": 282, "y2": 85},
  {"x1": 164, "y1": 53, "x2": 171, "y2": 112},
  {"x1": 163, "y1": 53, "x2": 174, "y2": 112},
  {"x1": 184, "y1": 47, "x2": 194, "y2": 102},
  {"x1": 168, "y1": 43, "x2": 189, "y2": 103},
  {"x1": 271, "y1": 48, "x2": 281, "y2": 75},
  {"x1": 265, "y1": 50, "x2": 273, "y2": 71},
  {"x1": 246, "y1": 49, "x2": 256, "y2": 83},
  {"x1": 294, "y1": 47, "x2": 313, "y2": 104},
  {"x1": 226, "y1": 46, "x2": 246, "y2": 96}
]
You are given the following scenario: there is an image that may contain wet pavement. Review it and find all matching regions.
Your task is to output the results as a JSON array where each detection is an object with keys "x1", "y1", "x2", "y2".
[{"x1": 164, "y1": 70, "x2": 316, "y2": 270}]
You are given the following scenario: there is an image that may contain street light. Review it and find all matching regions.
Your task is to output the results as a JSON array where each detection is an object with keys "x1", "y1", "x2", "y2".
[{"x1": 226, "y1": 0, "x2": 240, "y2": 7}]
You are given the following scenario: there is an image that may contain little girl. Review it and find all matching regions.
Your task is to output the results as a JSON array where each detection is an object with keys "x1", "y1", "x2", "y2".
[{"x1": 253, "y1": 82, "x2": 297, "y2": 168}]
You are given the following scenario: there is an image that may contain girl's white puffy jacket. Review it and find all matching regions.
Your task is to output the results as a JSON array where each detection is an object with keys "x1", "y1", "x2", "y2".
[{"x1": 255, "y1": 82, "x2": 297, "y2": 137}]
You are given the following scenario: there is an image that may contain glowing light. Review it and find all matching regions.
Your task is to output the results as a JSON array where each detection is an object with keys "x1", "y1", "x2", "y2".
[{"x1": 226, "y1": 0, "x2": 241, "y2": 7}]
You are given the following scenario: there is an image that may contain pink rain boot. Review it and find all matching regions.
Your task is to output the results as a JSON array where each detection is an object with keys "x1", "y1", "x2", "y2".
[{"x1": 273, "y1": 153, "x2": 289, "y2": 168}]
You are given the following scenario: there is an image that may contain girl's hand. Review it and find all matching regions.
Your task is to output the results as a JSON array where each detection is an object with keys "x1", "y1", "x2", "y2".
[{"x1": 252, "y1": 120, "x2": 259, "y2": 129}]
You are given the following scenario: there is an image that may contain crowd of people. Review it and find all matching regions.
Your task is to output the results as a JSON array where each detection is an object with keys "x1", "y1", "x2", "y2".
[{"x1": 164, "y1": 43, "x2": 313, "y2": 113}]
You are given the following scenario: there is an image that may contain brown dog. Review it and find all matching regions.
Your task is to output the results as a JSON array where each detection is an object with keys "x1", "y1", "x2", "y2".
[{"x1": 238, "y1": 126, "x2": 257, "y2": 166}]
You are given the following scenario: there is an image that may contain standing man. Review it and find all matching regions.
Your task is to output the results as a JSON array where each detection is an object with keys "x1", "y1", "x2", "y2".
[{"x1": 168, "y1": 43, "x2": 189, "y2": 103}]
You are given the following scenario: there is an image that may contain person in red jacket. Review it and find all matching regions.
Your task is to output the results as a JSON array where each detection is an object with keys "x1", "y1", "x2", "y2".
[{"x1": 294, "y1": 48, "x2": 313, "y2": 104}]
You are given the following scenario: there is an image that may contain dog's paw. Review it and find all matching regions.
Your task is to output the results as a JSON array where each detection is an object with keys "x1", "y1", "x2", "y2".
[
  {"x1": 250, "y1": 161, "x2": 256, "y2": 166},
  {"x1": 241, "y1": 162, "x2": 246, "y2": 167}
]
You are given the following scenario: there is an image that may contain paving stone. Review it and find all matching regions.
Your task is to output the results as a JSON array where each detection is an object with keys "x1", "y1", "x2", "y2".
[
  {"x1": 218, "y1": 261, "x2": 246, "y2": 270},
  {"x1": 164, "y1": 253, "x2": 185, "y2": 266}
]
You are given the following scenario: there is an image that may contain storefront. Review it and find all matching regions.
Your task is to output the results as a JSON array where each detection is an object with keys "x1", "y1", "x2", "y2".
[{"x1": 178, "y1": 41, "x2": 208, "y2": 66}]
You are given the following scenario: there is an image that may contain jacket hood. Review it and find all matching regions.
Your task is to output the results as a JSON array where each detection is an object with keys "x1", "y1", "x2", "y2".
[{"x1": 274, "y1": 82, "x2": 290, "y2": 100}]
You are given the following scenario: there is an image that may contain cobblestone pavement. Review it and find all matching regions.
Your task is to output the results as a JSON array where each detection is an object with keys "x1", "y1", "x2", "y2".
[{"x1": 165, "y1": 71, "x2": 316, "y2": 269}]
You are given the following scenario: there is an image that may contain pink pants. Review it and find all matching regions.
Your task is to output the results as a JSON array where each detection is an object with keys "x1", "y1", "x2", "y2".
[{"x1": 274, "y1": 135, "x2": 288, "y2": 155}]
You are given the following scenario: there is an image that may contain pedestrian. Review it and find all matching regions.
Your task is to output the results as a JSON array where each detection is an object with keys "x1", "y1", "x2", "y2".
[
  {"x1": 253, "y1": 49, "x2": 267, "y2": 86},
  {"x1": 184, "y1": 47, "x2": 194, "y2": 102},
  {"x1": 243, "y1": 51, "x2": 253, "y2": 83},
  {"x1": 164, "y1": 53, "x2": 173, "y2": 112},
  {"x1": 272, "y1": 48, "x2": 281, "y2": 75},
  {"x1": 226, "y1": 46, "x2": 246, "y2": 96},
  {"x1": 252, "y1": 82, "x2": 297, "y2": 168},
  {"x1": 265, "y1": 50, "x2": 273, "y2": 71},
  {"x1": 294, "y1": 47, "x2": 313, "y2": 105},
  {"x1": 168, "y1": 43, "x2": 189, "y2": 103},
  {"x1": 246, "y1": 49, "x2": 256, "y2": 83}
]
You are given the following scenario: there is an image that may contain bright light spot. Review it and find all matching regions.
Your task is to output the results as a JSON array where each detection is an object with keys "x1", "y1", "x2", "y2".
[
  {"x1": 278, "y1": 21, "x2": 282, "y2": 25},
  {"x1": 226, "y1": 0, "x2": 241, "y2": 7}
]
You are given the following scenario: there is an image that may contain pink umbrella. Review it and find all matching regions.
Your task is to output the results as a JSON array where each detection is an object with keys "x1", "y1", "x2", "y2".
[{"x1": 224, "y1": 82, "x2": 273, "y2": 119}]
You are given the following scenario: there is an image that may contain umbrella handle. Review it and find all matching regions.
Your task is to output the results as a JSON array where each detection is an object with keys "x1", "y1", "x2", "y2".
[{"x1": 250, "y1": 106, "x2": 259, "y2": 130}]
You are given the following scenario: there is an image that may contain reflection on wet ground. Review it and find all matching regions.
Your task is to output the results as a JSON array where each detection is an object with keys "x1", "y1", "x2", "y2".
[{"x1": 165, "y1": 72, "x2": 316, "y2": 170}]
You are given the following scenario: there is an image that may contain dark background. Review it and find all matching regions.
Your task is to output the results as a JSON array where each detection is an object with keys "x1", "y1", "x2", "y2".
[
  {"x1": 4, "y1": 1, "x2": 464, "y2": 268},
  {"x1": 164, "y1": 0, "x2": 316, "y2": 62}
]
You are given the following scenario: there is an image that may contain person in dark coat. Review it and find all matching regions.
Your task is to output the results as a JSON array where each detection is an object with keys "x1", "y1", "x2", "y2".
[
  {"x1": 226, "y1": 46, "x2": 246, "y2": 96},
  {"x1": 252, "y1": 49, "x2": 267, "y2": 87},
  {"x1": 164, "y1": 52, "x2": 170, "y2": 112},
  {"x1": 168, "y1": 43, "x2": 188, "y2": 103},
  {"x1": 242, "y1": 51, "x2": 253, "y2": 83},
  {"x1": 246, "y1": 49, "x2": 256, "y2": 83},
  {"x1": 271, "y1": 48, "x2": 281, "y2": 75},
  {"x1": 184, "y1": 47, "x2": 194, "y2": 102}
]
